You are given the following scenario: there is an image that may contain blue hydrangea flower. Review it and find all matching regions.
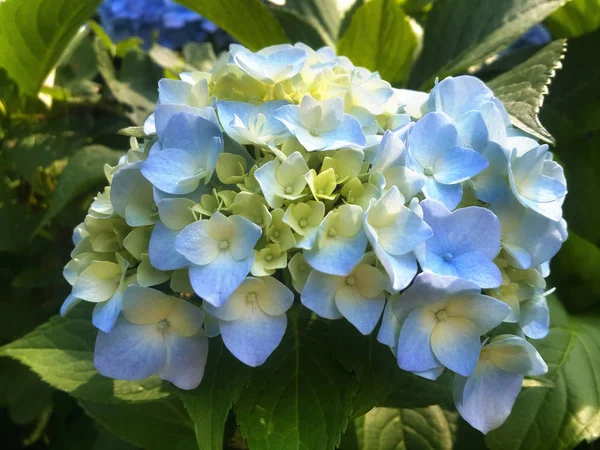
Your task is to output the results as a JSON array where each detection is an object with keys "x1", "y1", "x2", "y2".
[
  {"x1": 418, "y1": 199, "x2": 503, "y2": 289},
  {"x1": 301, "y1": 254, "x2": 388, "y2": 334},
  {"x1": 203, "y1": 276, "x2": 293, "y2": 366},
  {"x1": 453, "y1": 334, "x2": 547, "y2": 434},
  {"x1": 304, "y1": 204, "x2": 368, "y2": 276},
  {"x1": 406, "y1": 112, "x2": 488, "y2": 209},
  {"x1": 71, "y1": 253, "x2": 136, "y2": 333},
  {"x1": 490, "y1": 193, "x2": 567, "y2": 269},
  {"x1": 274, "y1": 95, "x2": 367, "y2": 151},
  {"x1": 110, "y1": 161, "x2": 158, "y2": 226},
  {"x1": 364, "y1": 187, "x2": 432, "y2": 291},
  {"x1": 141, "y1": 112, "x2": 223, "y2": 195},
  {"x1": 507, "y1": 144, "x2": 567, "y2": 222},
  {"x1": 175, "y1": 212, "x2": 262, "y2": 306},
  {"x1": 217, "y1": 100, "x2": 290, "y2": 147},
  {"x1": 99, "y1": 0, "x2": 230, "y2": 50},
  {"x1": 394, "y1": 272, "x2": 510, "y2": 377},
  {"x1": 94, "y1": 285, "x2": 208, "y2": 390},
  {"x1": 370, "y1": 128, "x2": 425, "y2": 200},
  {"x1": 230, "y1": 44, "x2": 308, "y2": 84}
]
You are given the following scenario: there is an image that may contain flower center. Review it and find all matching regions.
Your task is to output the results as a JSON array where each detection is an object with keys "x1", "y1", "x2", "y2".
[
  {"x1": 310, "y1": 127, "x2": 319, "y2": 136},
  {"x1": 219, "y1": 240, "x2": 230, "y2": 250},
  {"x1": 423, "y1": 167, "x2": 434, "y2": 176},
  {"x1": 328, "y1": 227, "x2": 337, "y2": 237},
  {"x1": 345, "y1": 275, "x2": 356, "y2": 286},
  {"x1": 255, "y1": 216, "x2": 263, "y2": 225},
  {"x1": 157, "y1": 319, "x2": 169, "y2": 330},
  {"x1": 436, "y1": 310, "x2": 448, "y2": 322},
  {"x1": 272, "y1": 230, "x2": 280, "y2": 238},
  {"x1": 246, "y1": 292, "x2": 257, "y2": 304},
  {"x1": 443, "y1": 252, "x2": 454, "y2": 261},
  {"x1": 265, "y1": 254, "x2": 273, "y2": 262},
  {"x1": 317, "y1": 189, "x2": 324, "y2": 195},
  {"x1": 348, "y1": 196, "x2": 355, "y2": 203},
  {"x1": 299, "y1": 219, "x2": 308, "y2": 228},
  {"x1": 285, "y1": 186, "x2": 293, "y2": 194}
]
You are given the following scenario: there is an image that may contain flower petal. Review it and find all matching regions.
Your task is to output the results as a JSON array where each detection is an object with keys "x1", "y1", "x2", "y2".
[
  {"x1": 335, "y1": 286, "x2": 385, "y2": 335},
  {"x1": 219, "y1": 307, "x2": 287, "y2": 367},
  {"x1": 397, "y1": 308, "x2": 440, "y2": 372},
  {"x1": 431, "y1": 317, "x2": 481, "y2": 376},
  {"x1": 94, "y1": 317, "x2": 166, "y2": 381},
  {"x1": 158, "y1": 331, "x2": 208, "y2": 390},
  {"x1": 188, "y1": 253, "x2": 253, "y2": 307},
  {"x1": 301, "y1": 270, "x2": 344, "y2": 319}
]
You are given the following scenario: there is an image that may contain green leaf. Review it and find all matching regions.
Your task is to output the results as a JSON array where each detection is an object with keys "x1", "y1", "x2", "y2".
[
  {"x1": 550, "y1": 233, "x2": 600, "y2": 312},
  {"x1": 39, "y1": 145, "x2": 123, "y2": 230},
  {"x1": 0, "y1": 205, "x2": 43, "y2": 253},
  {"x1": 330, "y1": 320, "x2": 410, "y2": 418},
  {"x1": 488, "y1": 39, "x2": 567, "y2": 145},
  {"x1": 235, "y1": 311, "x2": 357, "y2": 450},
  {"x1": 486, "y1": 297, "x2": 600, "y2": 450},
  {"x1": 337, "y1": 0, "x2": 419, "y2": 85},
  {"x1": 341, "y1": 406, "x2": 463, "y2": 450},
  {"x1": 94, "y1": 37, "x2": 160, "y2": 125},
  {"x1": 0, "y1": 0, "x2": 102, "y2": 95},
  {"x1": 408, "y1": 0, "x2": 566, "y2": 89},
  {"x1": 0, "y1": 305, "x2": 172, "y2": 403},
  {"x1": 174, "y1": 0, "x2": 288, "y2": 51},
  {"x1": 0, "y1": 358, "x2": 53, "y2": 425},
  {"x1": 80, "y1": 397, "x2": 197, "y2": 450},
  {"x1": 270, "y1": 7, "x2": 330, "y2": 49},
  {"x1": 179, "y1": 339, "x2": 251, "y2": 450},
  {"x1": 546, "y1": 0, "x2": 600, "y2": 38},
  {"x1": 278, "y1": 0, "x2": 341, "y2": 45},
  {"x1": 384, "y1": 370, "x2": 455, "y2": 410}
]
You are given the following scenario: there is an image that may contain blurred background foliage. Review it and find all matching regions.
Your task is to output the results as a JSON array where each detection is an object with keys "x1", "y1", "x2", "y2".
[{"x1": 0, "y1": 0, "x2": 599, "y2": 449}]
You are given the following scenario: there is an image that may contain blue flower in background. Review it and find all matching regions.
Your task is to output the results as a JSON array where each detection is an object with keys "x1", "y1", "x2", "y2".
[
  {"x1": 98, "y1": 0, "x2": 231, "y2": 49},
  {"x1": 510, "y1": 24, "x2": 552, "y2": 50}
]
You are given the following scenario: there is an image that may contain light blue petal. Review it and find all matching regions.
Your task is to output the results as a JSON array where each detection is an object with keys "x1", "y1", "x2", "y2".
[
  {"x1": 219, "y1": 307, "x2": 287, "y2": 367},
  {"x1": 335, "y1": 288, "x2": 385, "y2": 335},
  {"x1": 414, "y1": 365, "x2": 445, "y2": 380},
  {"x1": 455, "y1": 110, "x2": 488, "y2": 151},
  {"x1": 397, "y1": 308, "x2": 440, "y2": 372},
  {"x1": 217, "y1": 100, "x2": 253, "y2": 142},
  {"x1": 377, "y1": 298, "x2": 401, "y2": 349},
  {"x1": 92, "y1": 289, "x2": 125, "y2": 333},
  {"x1": 304, "y1": 231, "x2": 367, "y2": 277},
  {"x1": 162, "y1": 113, "x2": 222, "y2": 159},
  {"x1": 111, "y1": 162, "x2": 156, "y2": 226},
  {"x1": 446, "y1": 294, "x2": 509, "y2": 334},
  {"x1": 189, "y1": 253, "x2": 253, "y2": 307},
  {"x1": 471, "y1": 143, "x2": 508, "y2": 203},
  {"x1": 407, "y1": 112, "x2": 461, "y2": 170},
  {"x1": 254, "y1": 160, "x2": 284, "y2": 208},
  {"x1": 394, "y1": 272, "x2": 480, "y2": 321},
  {"x1": 433, "y1": 146, "x2": 488, "y2": 184},
  {"x1": 158, "y1": 332, "x2": 209, "y2": 390},
  {"x1": 154, "y1": 104, "x2": 219, "y2": 137},
  {"x1": 141, "y1": 148, "x2": 202, "y2": 195},
  {"x1": 453, "y1": 361, "x2": 523, "y2": 434},
  {"x1": 301, "y1": 270, "x2": 344, "y2": 320},
  {"x1": 485, "y1": 335, "x2": 548, "y2": 376},
  {"x1": 94, "y1": 317, "x2": 166, "y2": 381},
  {"x1": 421, "y1": 200, "x2": 501, "y2": 258},
  {"x1": 422, "y1": 177, "x2": 463, "y2": 210},
  {"x1": 451, "y1": 251, "x2": 503, "y2": 288},
  {"x1": 60, "y1": 294, "x2": 81, "y2": 317},
  {"x1": 376, "y1": 208, "x2": 432, "y2": 256},
  {"x1": 520, "y1": 296, "x2": 550, "y2": 339},
  {"x1": 428, "y1": 76, "x2": 494, "y2": 120},
  {"x1": 372, "y1": 242, "x2": 418, "y2": 291},
  {"x1": 175, "y1": 221, "x2": 219, "y2": 266},
  {"x1": 431, "y1": 318, "x2": 481, "y2": 376},
  {"x1": 229, "y1": 216, "x2": 263, "y2": 261},
  {"x1": 158, "y1": 79, "x2": 192, "y2": 105},
  {"x1": 316, "y1": 115, "x2": 367, "y2": 150},
  {"x1": 149, "y1": 222, "x2": 189, "y2": 271}
]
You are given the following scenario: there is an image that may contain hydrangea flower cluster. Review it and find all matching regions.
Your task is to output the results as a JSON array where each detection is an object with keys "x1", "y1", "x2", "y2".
[
  {"x1": 98, "y1": 0, "x2": 231, "y2": 50},
  {"x1": 62, "y1": 43, "x2": 568, "y2": 434}
]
